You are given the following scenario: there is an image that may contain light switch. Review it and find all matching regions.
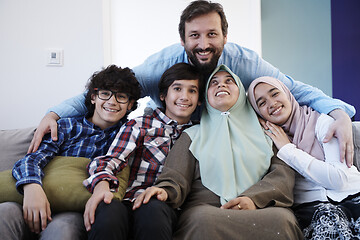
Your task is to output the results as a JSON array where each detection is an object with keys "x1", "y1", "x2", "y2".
[{"x1": 47, "y1": 49, "x2": 63, "y2": 66}]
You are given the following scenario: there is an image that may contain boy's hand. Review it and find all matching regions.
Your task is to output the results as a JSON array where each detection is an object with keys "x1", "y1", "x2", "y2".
[
  {"x1": 23, "y1": 183, "x2": 52, "y2": 234},
  {"x1": 28, "y1": 112, "x2": 60, "y2": 153},
  {"x1": 132, "y1": 187, "x2": 168, "y2": 210},
  {"x1": 264, "y1": 121, "x2": 291, "y2": 150},
  {"x1": 83, "y1": 181, "x2": 113, "y2": 231},
  {"x1": 220, "y1": 196, "x2": 256, "y2": 210},
  {"x1": 325, "y1": 109, "x2": 353, "y2": 167}
]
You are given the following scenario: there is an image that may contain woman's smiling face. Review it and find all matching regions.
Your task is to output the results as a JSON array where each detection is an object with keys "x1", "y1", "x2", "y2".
[
  {"x1": 253, "y1": 82, "x2": 292, "y2": 125},
  {"x1": 207, "y1": 71, "x2": 239, "y2": 112}
]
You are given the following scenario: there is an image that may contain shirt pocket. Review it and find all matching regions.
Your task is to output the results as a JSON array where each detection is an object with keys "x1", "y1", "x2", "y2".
[{"x1": 143, "y1": 136, "x2": 170, "y2": 164}]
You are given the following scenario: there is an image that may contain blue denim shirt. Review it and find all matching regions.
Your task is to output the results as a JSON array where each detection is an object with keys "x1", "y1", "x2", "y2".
[{"x1": 50, "y1": 42, "x2": 355, "y2": 118}]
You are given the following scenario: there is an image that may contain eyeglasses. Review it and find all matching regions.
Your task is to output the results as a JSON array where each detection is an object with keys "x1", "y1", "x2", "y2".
[{"x1": 94, "y1": 88, "x2": 130, "y2": 104}]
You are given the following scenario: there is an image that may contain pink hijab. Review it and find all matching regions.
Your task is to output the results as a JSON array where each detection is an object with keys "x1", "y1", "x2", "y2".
[{"x1": 247, "y1": 76, "x2": 325, "y2": 161}]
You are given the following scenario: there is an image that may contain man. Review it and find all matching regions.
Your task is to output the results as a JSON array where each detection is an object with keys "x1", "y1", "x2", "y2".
[{"x1": 29, "y1": 0, "x2": 355, "y2": 166}]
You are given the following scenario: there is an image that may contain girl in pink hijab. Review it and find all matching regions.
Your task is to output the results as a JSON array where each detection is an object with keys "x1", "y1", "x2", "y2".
[{"x1": 248, "y1": 76, "x2": 360, "y2": 240}]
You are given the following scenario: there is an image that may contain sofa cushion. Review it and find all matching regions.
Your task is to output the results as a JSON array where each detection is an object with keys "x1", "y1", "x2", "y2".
[
  {"x1": 0, "y1": 127, "x2": 36, "y2": 172},
  {"x1": 0, "y1": 156, "x2": 129, "y2": 213}
]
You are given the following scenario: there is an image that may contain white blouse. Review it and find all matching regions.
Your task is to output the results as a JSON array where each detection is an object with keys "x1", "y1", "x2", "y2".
[{"x1": 277, "y1": 114, "x2": 360, "y2": 204}]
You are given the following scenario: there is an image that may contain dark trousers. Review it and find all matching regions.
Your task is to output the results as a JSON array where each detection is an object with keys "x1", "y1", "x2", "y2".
[
  {"x1": 293, "y1": 194, "x2": 360, "y2": 239},
  {"x1": 88, "y1": 198, "x2": 178, "y2": 240}
]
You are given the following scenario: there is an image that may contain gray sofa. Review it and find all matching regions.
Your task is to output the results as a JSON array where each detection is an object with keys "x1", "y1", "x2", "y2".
[
  {"x1": 0, "y1": 122, "x2": 359, "y2": 240},
  {"x1": 0, "y1": 122, "x2": 360, "y2": 199}
]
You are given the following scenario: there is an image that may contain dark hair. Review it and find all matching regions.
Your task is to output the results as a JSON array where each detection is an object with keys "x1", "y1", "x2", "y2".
[
  {"x1": 85, "y1": 65, "x2": 141, "y2": 118},
  {"x1": 158, "y1": 63, "x2": 203, "y2": 109},
  {"x1": 179, "y1": 0, "x2": 228, "y2": 42}
]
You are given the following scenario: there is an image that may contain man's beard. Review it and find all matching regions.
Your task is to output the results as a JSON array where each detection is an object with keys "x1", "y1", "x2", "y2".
[{"x1": 187, "y1": 47, "x2": 220, "y2": 79}]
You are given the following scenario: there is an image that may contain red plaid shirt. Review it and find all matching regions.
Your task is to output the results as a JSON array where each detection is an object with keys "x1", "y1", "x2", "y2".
[{"x1": 83, "y1": 108, "x2": 193, "y2": 201}]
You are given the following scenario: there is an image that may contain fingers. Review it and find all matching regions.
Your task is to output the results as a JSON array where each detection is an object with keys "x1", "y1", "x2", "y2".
[
  {"x1": 84, "y1": 201, "x2": 96, "y2": 231},
  {"x1": 103, "y1": 191, "x2": 114, "y2": 204},
  {"x1": 28, "y1": 133, "x2": 42, "y2": 154},
  {"x1": 49, "y1": 122, "x2": 58, "y2": 142},
  {"x1": 24, "y1": 208, "x2": 40, "y2": 234},
  {"x1": 220, "y1": 198, "x2": 237, "y2": 209},
  {"x1": 84, "y1": 198, "x2": 101, "y2": 231},
  {"x1": 220, "y1": 197, "x2": 256, "y2": 210},
  {"x1": 132, "y1": 187, "x2": 168, "y2": 210},
  {"x1": 133, "y1": 193, "x2": 146, "y2": 210},
  {"x1": 40, "y1": 209, "x2": 48, "y2": 232},
  {"x1": 345, "y1": 142, "x2": 354, "y2": 167},
  {"x1": 258, "y1": 118, "x2": 268, "y2": 129},
  {"x1": 28, "y1": 112, "x2": 60, "y2": 153},
  {"x1": 83, "y1": 205, "x2": 95, "y2": 231}
]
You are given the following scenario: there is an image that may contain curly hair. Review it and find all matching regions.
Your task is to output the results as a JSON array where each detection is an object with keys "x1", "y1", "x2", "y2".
[
  {"x1": 179, "y1": 0, "x2": 228, "y2": 43},
  {"x1": 85, "y1": 65, "x2": 141, "y2": 118}
]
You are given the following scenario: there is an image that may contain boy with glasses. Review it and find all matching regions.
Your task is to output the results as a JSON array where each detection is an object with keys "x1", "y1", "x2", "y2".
[
  {"x1": 83, "y1": 63, "x2": 202, "y2": 240},
  {"x1": 1, "y1": 65, "x2": 141, "y2": 240}
]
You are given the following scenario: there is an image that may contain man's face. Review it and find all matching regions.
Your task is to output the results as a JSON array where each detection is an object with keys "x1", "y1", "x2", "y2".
[{"x1": 181, "y1": 12, "x2": 227, "y2": 75}]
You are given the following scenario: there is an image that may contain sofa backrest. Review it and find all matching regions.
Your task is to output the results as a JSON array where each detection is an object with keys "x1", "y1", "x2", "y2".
[
  {"x1": 0, "y1": 122, "x2": 360, "y2": 172},
  {"x1": 0, "y1": 127, "x2": 35, "y2": 172}
]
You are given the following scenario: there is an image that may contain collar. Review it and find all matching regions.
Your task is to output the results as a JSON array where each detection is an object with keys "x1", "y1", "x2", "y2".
[{"x1": 153, "y1": 108, "x2": 193, "y2": 128}]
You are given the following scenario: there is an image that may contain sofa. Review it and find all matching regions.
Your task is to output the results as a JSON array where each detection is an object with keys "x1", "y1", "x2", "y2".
[
  {"x1": 0, "y1": 122, "x2": 360, "y2": 210},
  {"x1": 0, "y1": 126, "x2": 129, "y2": 213}
]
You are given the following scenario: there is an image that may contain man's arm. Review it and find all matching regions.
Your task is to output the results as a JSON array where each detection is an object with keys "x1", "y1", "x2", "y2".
[
  {"x1": 230, "y1": 43, "x2": 355, "y2": 164},
  {"x1": 28, "y1": 92, "x2": 87, "y2": 153},
  {"x1": 325, "y1": 109, "x2": 353, "y2": 166},
  {"x1": 225, "y1": 43, "x2": 355, "y2": 117}
]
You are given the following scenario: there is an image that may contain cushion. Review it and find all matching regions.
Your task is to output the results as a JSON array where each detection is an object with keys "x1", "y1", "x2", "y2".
[
  {"x1": 0, "y1": 156, "x2": 129, "y2": 213},
  {"x1": 0, "y1": 127, "x2": 36, "y2": 172}
]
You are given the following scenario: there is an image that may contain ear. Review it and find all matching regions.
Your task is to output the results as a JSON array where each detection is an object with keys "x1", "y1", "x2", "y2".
[
  {"x1": 180, "y1": 38, "x2": 185, "y2": 47},
  {"x1": 159, "y1": 94, "x2": 165, "y2": 101},
  {"x1": 127, "y1": 100, "x2": 136, "y2": 111},
  {"x1": 197, "y1": 101, "x2": 202, "y2": 106},
  {"x1": 223, "y1": 35, "x2": 228, "y2": 45},
  {"x1": 91, "y1": 94, "x2": 96, "y2": 104}
]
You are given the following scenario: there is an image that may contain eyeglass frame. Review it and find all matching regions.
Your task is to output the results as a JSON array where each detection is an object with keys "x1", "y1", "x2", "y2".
[{"x1": 94, "y1": 88, "x2": 130, "y2": 104}]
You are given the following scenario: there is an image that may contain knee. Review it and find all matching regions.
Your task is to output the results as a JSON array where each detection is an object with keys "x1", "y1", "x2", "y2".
[
  {"x1": 41, "y1": 212, "x2": 86, "y2": 240},
  {"x1": 135, "y1": 199, "x2": 176, "y2": 225},
  {"x1": 0, "y1": 202, "x2": 23, "y2": 222},
  {"x1": 91, "y1": 200, "x2": 128, "y2": 233},
  {"x1": 270, "y1": 208, "x2": 299, "y2": 227}
]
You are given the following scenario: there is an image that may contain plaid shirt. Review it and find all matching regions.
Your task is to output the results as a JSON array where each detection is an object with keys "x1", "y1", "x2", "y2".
[
  {"x1": 84, "y1": 108, "x2": 194, "y2": 201},
  {"x1": 12, "y1": 117, "x2": 123, "y2": 191}
]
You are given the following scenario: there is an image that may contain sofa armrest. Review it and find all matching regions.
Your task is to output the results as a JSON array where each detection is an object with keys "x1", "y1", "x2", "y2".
[{"x1": 0, "y1": 127, "x2": 36, "y2": 172}]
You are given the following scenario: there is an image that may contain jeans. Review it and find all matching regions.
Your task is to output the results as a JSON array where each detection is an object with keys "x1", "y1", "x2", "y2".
[{"x1": 0, "y1": 202, "x2": 86, "y2": 240}]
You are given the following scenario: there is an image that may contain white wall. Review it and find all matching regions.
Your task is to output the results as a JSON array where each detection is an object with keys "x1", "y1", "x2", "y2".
[
  {"x1": 0, "y1": 0, "x2": 105, "y2": 130},
  {"x1": 1, "y1": 0, "x2": 261, "y2": 130}
]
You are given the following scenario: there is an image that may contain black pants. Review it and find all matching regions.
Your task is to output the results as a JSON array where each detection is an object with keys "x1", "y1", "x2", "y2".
[
  {"x1": 88, "y1": 198, "x2": 178, "y2": 240},
  {"x1": 293, "y1": 194, "x2": 360, "y2": 239}
]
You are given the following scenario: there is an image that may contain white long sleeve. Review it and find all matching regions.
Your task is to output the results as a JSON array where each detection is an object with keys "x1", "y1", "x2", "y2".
[{"x1": 277, "y1": 114, "x2": 360, "y2": 203}]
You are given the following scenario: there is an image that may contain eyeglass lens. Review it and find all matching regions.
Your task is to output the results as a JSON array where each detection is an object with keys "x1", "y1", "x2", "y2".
[{"x1": 98, "y1": 90, "x2": 129, "y2": 103}]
